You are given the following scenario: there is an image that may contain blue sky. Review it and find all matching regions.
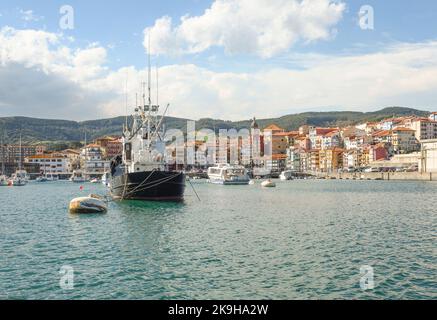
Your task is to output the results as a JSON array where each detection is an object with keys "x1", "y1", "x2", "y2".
[
  {"x1": 2, "y1": 0, "x2": 436, "y2": 70},
  {"x1": 1, "y1": 0, "x2": 437, "y2": 120}
]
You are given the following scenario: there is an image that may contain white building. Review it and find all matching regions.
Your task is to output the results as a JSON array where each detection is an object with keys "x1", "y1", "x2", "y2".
[
  {"x1": 403, "y1": 118, "x2": 437, "y2": 141},
  {"x1": 81, "y1": 144, "x2": 110, "y2": 175},
  {"x1": 420, "y1": 139, "x2": 437, "y2": 173},
  {"x1": 25, "y1": 153, "x2": 70, "y2": 175}
]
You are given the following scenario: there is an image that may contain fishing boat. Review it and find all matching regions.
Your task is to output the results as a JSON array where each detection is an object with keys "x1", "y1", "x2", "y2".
[
  {"x1": 70, "y1": 170, "x2": 87, "y2": 183},
  {"x1": 109, "y1": 46, "x2": 185, "y2": 202},
  {"x1": 207, "y1": 164, "x2": 251, "y2": 185}
]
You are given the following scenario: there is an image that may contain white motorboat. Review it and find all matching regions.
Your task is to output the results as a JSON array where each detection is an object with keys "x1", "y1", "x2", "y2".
[
  {"x1": 207, "y1": 164, "x2": 250, "y2": 185},
  {"x1": 70, "y1": 170, "x2": 87, "y2": 183},
  {"x1": 9, "y1": 174, "x2": 27, "y2": 186},
  {"x1": 261, "y1": 179, "x2": 276, "y2": 188},
  {"x1": 252, "y1": 167, "x2": 271, "y2": 178},
  {"x1": 279, "y1": 170, "x2": 294, "y2": 181},
  {"x1": 90, "y1": 178, "x2": 100, "y2": 183}
]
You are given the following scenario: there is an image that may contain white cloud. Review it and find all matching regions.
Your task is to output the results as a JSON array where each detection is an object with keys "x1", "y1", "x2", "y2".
[
  {"x1": 144, "y1": 0, "x2": 346, "y2": 58},
  {"x1": 1, "y1": 27, "x2": 437, "y2": 121}
]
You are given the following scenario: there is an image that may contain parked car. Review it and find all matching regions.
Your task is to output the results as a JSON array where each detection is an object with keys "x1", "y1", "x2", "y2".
[
  {"x1": 364, "y1": 167, "x2": 380, "y2": 173},
  {"x1": 406, "y1": 164, "x2": 419, "y2": 172}
]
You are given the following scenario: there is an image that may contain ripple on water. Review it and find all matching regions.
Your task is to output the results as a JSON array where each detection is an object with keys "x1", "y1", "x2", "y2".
[{"x1": 0, "y1": 180, "x2": 436, "y2": 299}]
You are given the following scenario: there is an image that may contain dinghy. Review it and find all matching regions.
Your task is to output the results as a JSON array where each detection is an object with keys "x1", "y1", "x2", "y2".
[
  {"x1": 69, "y1": 194, "x2": 107, "y2": 214},
  {"x1": 261, "y1": 179, "x2": 276, "y2": 188}
]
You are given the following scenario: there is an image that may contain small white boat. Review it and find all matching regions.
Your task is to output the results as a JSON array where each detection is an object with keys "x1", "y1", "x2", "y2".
[
  {"x1": 249, "y1": 180, "x2": 255, "y2": 185},
  {"x1": 9, "y1": 176, "x2": 27, "y2": 186},
  {"x1": 279, "y1": 170, "x2": 294, "y2": 181},
  {"x1": 69, "y1": 194, "x2": 107, "y2": 214},
  {"x1": 261, "y1": 179, "x2": 276, "y2": 188},
  {"x1": 36, "y1": 176, "x2": 48, "y2": 182},
  {"x1": 0, "y1": 175, "x2": 8, "y2": 186},
  {"x1": 46, "y1": 174, "x2": 60, "y2": 181},
  {"x1": 101, "y1": 171, "x2": 111, "y2": 187},
  {"x1": 90, "y1": 178, "x2": 100, "y2": 184},
  {"x1": 70, "y1": 170, "x2": 87, "y2": 183},
  {"x1": 207, "y1": 164, "x2": 250, "y2": 185}
]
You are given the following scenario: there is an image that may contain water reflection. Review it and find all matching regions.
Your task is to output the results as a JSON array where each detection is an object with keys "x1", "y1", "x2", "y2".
[{"x1": 114, "y1": 199, "x2": 186, "y2": 216}]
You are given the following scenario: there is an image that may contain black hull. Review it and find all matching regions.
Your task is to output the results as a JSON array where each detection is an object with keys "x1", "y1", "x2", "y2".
[{"x1": 110, "y1": 171, "x2": 185, "y2": 202}]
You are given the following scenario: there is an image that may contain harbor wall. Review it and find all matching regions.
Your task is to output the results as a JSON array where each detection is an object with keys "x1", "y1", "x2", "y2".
[{"x1": 313, "y1": 172, "x2": 436, "y2": 181}]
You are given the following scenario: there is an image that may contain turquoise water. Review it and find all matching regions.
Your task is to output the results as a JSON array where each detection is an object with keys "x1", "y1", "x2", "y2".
[{"x1": 0, "y1": 180, "x2": 435, "y2": 300}]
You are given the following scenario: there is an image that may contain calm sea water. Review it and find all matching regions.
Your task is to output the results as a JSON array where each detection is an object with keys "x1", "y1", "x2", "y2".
[{"x1": 0, "y1": 180, "x2": 435, "y2": 300}]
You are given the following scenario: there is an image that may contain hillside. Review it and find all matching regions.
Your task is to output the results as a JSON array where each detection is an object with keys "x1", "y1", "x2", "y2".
[{"x1": 0, "y1": 107, "x2": 431, "y2": 148}]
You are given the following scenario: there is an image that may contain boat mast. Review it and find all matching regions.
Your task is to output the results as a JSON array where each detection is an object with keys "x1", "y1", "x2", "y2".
[
  {"x1": 146, "y1": 32, "x2": 152, "y2": 148},
  {"x1": 19, "y1": 133, "x2": 22, "y2": 172},
  {"x1": 0, "y1": 134, "x2": 4, "y2": 175}
]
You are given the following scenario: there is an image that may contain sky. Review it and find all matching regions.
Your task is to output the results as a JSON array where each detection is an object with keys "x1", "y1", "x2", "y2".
[{"x1": 0, "y1": 0, "x2": 437, "y2": 121}]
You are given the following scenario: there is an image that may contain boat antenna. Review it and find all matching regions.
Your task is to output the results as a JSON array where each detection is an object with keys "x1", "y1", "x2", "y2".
[
  {"x1": 125, "y1": 70, "x2": 129, "y2": 130},
  {"x1": 19, "y1": 131, "x2": 22, "y2": 172},
  {"x1": 147, "y1": 32, "x2": 152, "y2": 108},
  {"x1": 156, "y1": 64, "x2": 159, "y2": 107},
  {"x1": 0, "y1": 134, "x2": 4, "y2": 175}
]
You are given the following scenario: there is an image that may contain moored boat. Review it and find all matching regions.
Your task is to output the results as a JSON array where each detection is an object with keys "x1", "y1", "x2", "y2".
[
  {"x1": 279, "y1": 170, "x2": 294, "y2": 181},
  {"x1": 70, "y1": 170, "x2": 87, "y2": 183},
  {"x1": 0, "y1": 175, "x2": 8, "y2": 186},
  {"x1": 101, "y1": 171, "x2": 111, "y2": 187},
  {"x1": 261, "y1": 179, "x2": 276, "y2": 188},
  {"x1": 69, "y1": 194, "x2": 107, "y2": 214},
  {"x1": 207, "y1": 164, "x2": 250, "y2": 185},
  {"x1": 36, "y1": 176, "x2": 48, "y2": 182},
  {"x1": 109, "y1": 46, "x2": 185, "y2": 202}
]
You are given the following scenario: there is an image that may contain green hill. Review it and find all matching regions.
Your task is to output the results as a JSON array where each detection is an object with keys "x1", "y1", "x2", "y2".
[{"x1": 0, "y1": 107, "x2": 431, "y2": 149}]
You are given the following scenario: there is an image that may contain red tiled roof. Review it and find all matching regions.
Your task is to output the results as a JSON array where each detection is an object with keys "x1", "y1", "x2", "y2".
[
  {"x1": 315, "y1": 128, "x2": 337, "y2": 135},
  {"x1": 264, "y1": 124, "x2": 284, "y2": 131},
  {"x1": 392, "y1": 127, "x2": 415, "y2": 132},
  {"x1": 373, "y1": 130, "x2": 391, "y2": 137}
]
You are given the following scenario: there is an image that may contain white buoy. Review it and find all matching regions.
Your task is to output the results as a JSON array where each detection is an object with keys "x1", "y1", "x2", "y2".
[
  {"x1": 69, "y1": 194, "x2": 107, "y2": 214},
  {"x1": 261, "y1": 179, "x2": 276, "y2": 188}
]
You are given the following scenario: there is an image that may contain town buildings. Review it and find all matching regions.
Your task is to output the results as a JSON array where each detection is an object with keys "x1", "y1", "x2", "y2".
[{"x1": 80, "y1": 144, "x2": 110, "y2": 176}]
